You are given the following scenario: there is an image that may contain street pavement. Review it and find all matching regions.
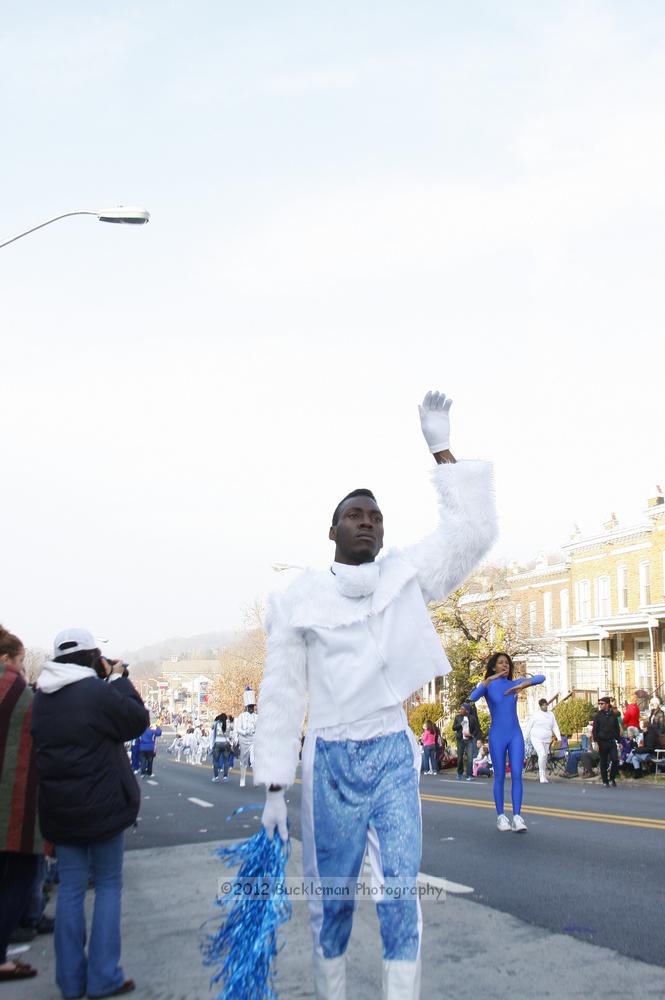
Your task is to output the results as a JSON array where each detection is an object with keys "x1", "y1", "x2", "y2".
[{"x1": 13, "y1": 750, "x2": 665, "y2": 1000}]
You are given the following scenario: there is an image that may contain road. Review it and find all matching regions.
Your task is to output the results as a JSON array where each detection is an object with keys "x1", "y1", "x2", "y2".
[{"x1": 133, "y1": 751, "x2": 665, "y2": 968}]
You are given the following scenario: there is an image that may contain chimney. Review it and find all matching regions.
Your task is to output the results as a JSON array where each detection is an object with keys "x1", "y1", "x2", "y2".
[
  {"x1": 647, "y1": 485, "x2": 664, "y2": 509},
  {"x1": 603, "y1": 512, "x2": 619, "y2": 531}
]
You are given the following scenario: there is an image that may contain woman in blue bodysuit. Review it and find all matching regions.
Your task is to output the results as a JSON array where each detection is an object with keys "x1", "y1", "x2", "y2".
[{"x1": 469, "y1": 652, "x2": 545, "y2": 833}]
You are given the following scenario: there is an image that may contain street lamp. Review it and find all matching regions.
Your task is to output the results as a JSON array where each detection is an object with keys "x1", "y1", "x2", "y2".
[{"x1": 0, "y1": 206, "x2": 150, "y2": 249}]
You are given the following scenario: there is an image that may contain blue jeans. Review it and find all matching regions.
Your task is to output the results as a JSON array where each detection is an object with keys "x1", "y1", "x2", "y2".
[
  {"x1": 421, "y1": 745, "x2": 437, "y2": 772},
  {"x1": 212, "y1": 745, "x2": 231, "y2": 777},
  {"x1": 55, "y1": 833, "x2": 126, "y2": 999}
]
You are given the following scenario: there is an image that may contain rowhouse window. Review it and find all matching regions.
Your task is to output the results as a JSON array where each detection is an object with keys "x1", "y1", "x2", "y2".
[
  {"x1": 529, "y1": 601, "x2": 537, "y2": 637},
  {"x1": 560, "y1": 589, "x2": 570, "y2": 629},
  {"x1": 515, "y1": 605, "x2": 522, "y2": 635},
  {"x1": 543, "y1": 591, "x2": 553, "y2": 632},
  {"x1": 639, "y1": 561, "x2": 651, "y2": 606},
  {"x1": 617, "y1": 566, "x2": 628, "y2": 613},
  {"x1": 576, "y1": 579, "x2": 591, "y2": 620},
  {"x1": 596, "y1": 576, "x2": 611, "y2": 617}
]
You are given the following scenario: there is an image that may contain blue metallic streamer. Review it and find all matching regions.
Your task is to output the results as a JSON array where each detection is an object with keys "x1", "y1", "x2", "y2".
[{"x1": 202, "y1": 807, "x2": 291, "y2": 1000}]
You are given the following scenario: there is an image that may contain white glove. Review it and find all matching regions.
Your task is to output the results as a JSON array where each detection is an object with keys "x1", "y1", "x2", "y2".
[
  {"x1": 261, "y1": 789, "x2": 288, "y2": 841},
  {"x1": 418, "y1": 390, "x2": 453, "y2": 452}
]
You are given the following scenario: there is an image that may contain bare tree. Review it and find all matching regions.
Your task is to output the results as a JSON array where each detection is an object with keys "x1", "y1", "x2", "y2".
[
  {"x1": 429, "y1": 569, "x2": 556, "y2": 715},
  {"x1": 208, "y1": 604, "x2": 267, "y2": 717}
]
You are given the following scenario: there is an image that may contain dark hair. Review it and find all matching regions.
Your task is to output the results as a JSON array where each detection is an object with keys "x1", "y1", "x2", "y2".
[
  {"x1": 0, "y1": 625, "x2": 24, "y2": 660},
  {"x1": 331, "y1": 489, "x2": 377, "y2": 527},
  {"x1": 214, "y1": 712, "x2": 228, "y2": 732},
  {"x1": 484, "y1": 651, "x2": 515, "y2": 680},
  {"x1": 424, "y1": 720, "x2": 437, "y2": 735},
  {"x1": 538, "y1": 698, "x2": 548, "y2": 707},
  {"x1": 53, "y1": 648, "x2": 104, "y2": 675}
]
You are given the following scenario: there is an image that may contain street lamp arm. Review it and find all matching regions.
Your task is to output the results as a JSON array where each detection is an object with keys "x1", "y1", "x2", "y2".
[{"x1": 0, "y1": 211, "x2": 99, "y2": 249}]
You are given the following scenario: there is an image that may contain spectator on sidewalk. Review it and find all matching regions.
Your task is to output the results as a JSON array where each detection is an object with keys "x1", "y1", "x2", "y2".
[
  {"x1": 138, "y1": 723, "x2": 162, "y2": 777},
  {"x1": 0, "y1": 624, "x2": 43, "y2": 983},
  {"x1": 473, "y1": 741, "x2": 492, "y2": 777},
  {"x1": 32, "y1": 628, "x2": 149, "y2": 1000},
  {"x1": 525, "y1": 698, "x2": 561, "y2": 783},
  {"x1": 592, "y1": 697, "x2": 621, "y2": 787},
  {"x1": 453, "y1": 702, "x2": 480, "y2": 781},
  {"x1": 420, "y1": 721, "x2": 438, "y2": 775},
  {"x1": 648, "y1": 697, "x2": 664, "y2": 735},
  {"x1": 629, "y1": 721, "x2": 660, "y2": 777},
  {"x1": 622, "y1": 696, "x2": 640, "y2": 730},
  {"x1": 564, "y1": 725, "x2": 594, "y2": 777}
]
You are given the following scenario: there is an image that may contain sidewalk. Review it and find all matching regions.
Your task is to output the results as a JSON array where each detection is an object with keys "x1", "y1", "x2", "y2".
[{"x1": 13, "y1": 838, "x2": 664, "y2": 1000}]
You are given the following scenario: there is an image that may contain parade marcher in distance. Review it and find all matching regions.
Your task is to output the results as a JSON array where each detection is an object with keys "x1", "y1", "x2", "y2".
[
  {"x1": 0, "y1": 625, "x2": 44, "y2": 983},
  {"x1": 31, "y1": 628, "x2": 149, "y2": 1000},
  {"x1": 209, "y1": 713, "x2": 234, "y2": 781},
  {"x1": 592, "y1": 696, "x2": 621, "y2": 787},
  {"x1": 254, "y1": 390, "x2": 497, "y2": 1000},
  {"x1": 524, "y1": 697, "x2": 561, "y2": 783},
  {"x1": 469, "y1": 652, "x2": 545, "y2": 832},
  {"x1": 235, "y1": 689, "x2": 257, "y2": 788}
]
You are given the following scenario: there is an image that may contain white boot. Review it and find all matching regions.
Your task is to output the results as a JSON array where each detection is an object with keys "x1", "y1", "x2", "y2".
[
  {"x1": 313, "y1": 953, "x2": 346, "y2": 1000},
  {"x1": 239, "y1": 766, "x2": 247, "y2": 788},
  {"x1": 382, "y1": 958, "x2": 421, "y2": 999}
]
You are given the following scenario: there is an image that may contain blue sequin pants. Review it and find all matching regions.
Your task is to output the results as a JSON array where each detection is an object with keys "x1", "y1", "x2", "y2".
[{"x1": 301, "y1": 728, "x2": 422, "y2": 961}]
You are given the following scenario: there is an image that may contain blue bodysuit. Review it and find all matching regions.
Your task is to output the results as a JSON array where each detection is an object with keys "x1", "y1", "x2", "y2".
[{"x1": 469, "y1": 675, "x2": 545, "y2": 816}]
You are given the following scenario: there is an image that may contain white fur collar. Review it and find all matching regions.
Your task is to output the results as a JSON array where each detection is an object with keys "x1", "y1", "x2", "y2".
[
  {"x1": 285, "y1": 552, "x2": 417, "y2": 629},
  {"x1": 331, "y1": 561, "x2": 380, "y2": 598}
]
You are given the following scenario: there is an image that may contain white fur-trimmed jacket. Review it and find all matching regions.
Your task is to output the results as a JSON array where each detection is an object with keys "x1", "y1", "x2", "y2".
[{"x1": 253, "y1": 460, "x2": 497, "y2": 787}]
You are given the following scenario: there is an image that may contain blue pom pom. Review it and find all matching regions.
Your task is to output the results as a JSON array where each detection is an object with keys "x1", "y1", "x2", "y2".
[{"x1": 202, "y1": 814, "x2": 291, "y2": 1000}]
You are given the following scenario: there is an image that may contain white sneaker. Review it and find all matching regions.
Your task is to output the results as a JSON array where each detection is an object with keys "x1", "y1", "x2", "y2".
[
  {"x1": 539, "y1": 777, "x2": 549, "y2": 783},
  {"x1": 212, "y1": 776, "x2": 219, "y2": 782},
  {"x1": 496, "y1": 814, "x2": 511, "y2": 832},
  {"x1": 512, "y1": 815, "x2": 527, "y2": 833}
]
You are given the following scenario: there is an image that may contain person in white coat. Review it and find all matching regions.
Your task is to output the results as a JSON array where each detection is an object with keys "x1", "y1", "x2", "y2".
[
  {"x1": 254, "y1": 390, "x2": 497, "y2": 1000},
  {"x1": 525, "y1": 698, "x2": 561, "y2": 782},
  {"x1": 235, "y1": 688, "x2": 257, "y2": 787}
]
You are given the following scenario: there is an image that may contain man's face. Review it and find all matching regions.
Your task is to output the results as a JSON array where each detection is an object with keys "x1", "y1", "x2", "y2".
[{"x1": 329, "y1": 496, "x2": 384, "y2": 565}]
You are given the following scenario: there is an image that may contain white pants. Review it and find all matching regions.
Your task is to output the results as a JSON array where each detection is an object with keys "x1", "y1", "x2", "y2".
[{"x1": 531, "y1": 737, "x2": 551, "y2": 780}]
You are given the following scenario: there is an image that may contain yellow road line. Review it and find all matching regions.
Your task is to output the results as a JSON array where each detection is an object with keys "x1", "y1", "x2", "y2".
[
  {"x1": 420, "y1": 793, "x2": 665, "y2": 830},
  {"x1": 163, "y1": 763, "x2": 663, "y2": 831}
]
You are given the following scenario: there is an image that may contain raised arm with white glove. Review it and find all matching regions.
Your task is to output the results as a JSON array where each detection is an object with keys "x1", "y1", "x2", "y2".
[
  {"x1": 418, "y1": 390, "x2": 455, "y2": 463},
  {"x1": 261, "y1": 788, "x2": 288, "y2": 841}
]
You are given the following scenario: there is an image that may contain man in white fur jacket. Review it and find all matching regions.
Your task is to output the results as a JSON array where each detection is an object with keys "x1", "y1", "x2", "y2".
[{"x1": 254, "y1": 390, "x2": 497, "y2": 1000}]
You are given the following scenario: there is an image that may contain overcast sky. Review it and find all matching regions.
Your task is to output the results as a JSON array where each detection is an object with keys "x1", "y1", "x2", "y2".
[{"x1": 2, "y1": 1, "x2": 664, "y2": 655}]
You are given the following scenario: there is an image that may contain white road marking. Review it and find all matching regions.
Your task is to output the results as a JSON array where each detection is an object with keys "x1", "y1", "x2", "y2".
[
  {"x1": 418, "y1": 871, "x2": 474, "y2": 894},
  {"x1": 188, "y1": 797, "x2": 214, "y2": 808},
  {"x1": 362, "y1": 859, "x2": 473, "y2": 895}
]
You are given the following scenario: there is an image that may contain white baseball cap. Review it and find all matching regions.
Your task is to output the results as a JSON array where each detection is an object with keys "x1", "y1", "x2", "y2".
[{"x1": 53, "y1": 627, "x2": 99, "y2": 659}]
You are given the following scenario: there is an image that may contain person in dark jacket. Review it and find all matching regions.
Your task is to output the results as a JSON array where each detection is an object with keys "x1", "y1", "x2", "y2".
[
  {"x1": 32, "y1": 628, "x2": 149, "y2": 1000},
  {"x1": 0, "y1": 625, "x2": 43, "y2": 983},
  {"x1": 592, "y1": 697, "x2": 621, "y2": 787},
  {"x1": 452, "y1": 702, "x2": 481, "y2": 781}
]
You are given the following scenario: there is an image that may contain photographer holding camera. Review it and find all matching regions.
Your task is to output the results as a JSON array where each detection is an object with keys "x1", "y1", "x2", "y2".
[{"x1": 32, "y1": 628, "x2": 149, "y2": 1000}]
